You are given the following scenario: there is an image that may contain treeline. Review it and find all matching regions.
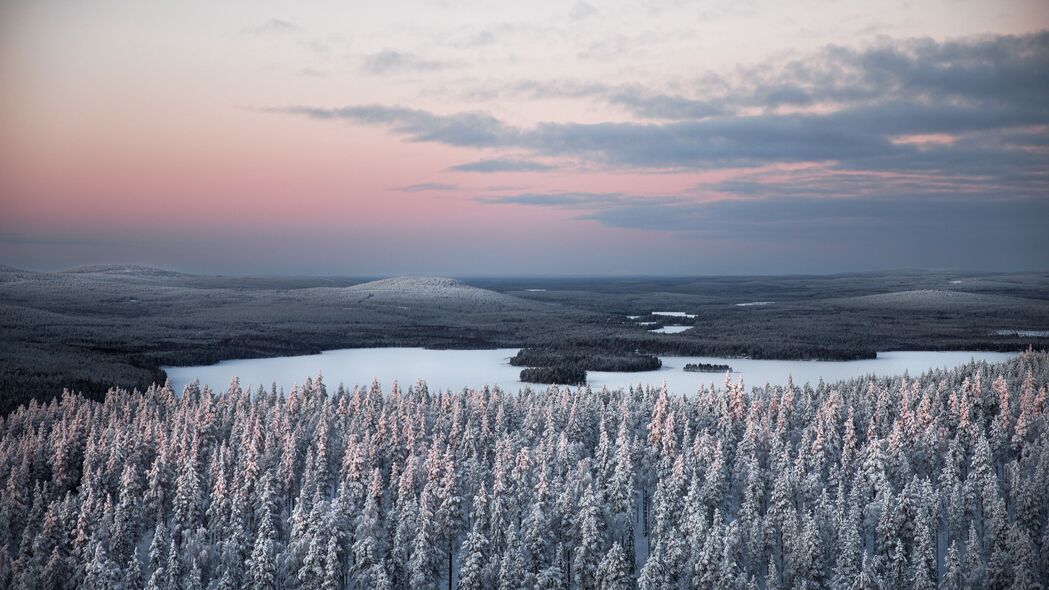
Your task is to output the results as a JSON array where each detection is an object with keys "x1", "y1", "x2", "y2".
[
  {"x1": 530, "y1": 334, "x2": 881, "y2": 363},
  {"x1": 519, "y1": 365, "x2": 588, "y2": 386},
  {"x1": 510, "y1": 348, "x2": 662, "y2": 372},
  {"x1": 512, "y1": 347, "x2": 663, "y2": 387},
  {"x1": 0, "y1": 352, "x2": 1047, "y2": 589},
  {"x1": 0, "y1": 345, "x2": 166, "y2": 417},
  {"x1": 683, "y1": 363, "x2": 732, "y2": 373}
]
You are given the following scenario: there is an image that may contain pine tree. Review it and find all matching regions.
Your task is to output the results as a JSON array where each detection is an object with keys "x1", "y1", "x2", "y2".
[
  {"x1": 963, "y1": 522, "x2": 985, "y2": 588},
  {"x1": 850, "y1": 554, "x2": 883, "y2": 590},
  {"x1": 298, "y1": 530, "x2": 328, "y2": 590},
  {"x1": 595, "y1": 542, "x2": 631, "y2": 590},
  {"x1": 83, "y1": 543, "x2": 120, "y2": 590},
  {"x1": 353, "y1": 469, "x2": 385, "y2": 586},
  {"x1": 909, "y1": 505, "x2": 935, "y2": 590},
  {"x1": 183, "y1": 556, "x2": 203, "y2": 590},
  {"x1": 457, "y1": 514, "x2": 489, "y2": 590},
  {"x1": 123, "y1": 546, "x2": 145, "y2": 590},
  {"x1": 321, "y1": 534, "x2": 341, "y2": 590},
  {"x1": 410, "y1": 484, "x2": 441, "y2": 590},
  {"x1": 940, "y1": 541, "x2": 962, "y2": 590},
  {"x1": 436, "y1": 455, "x2": 463, "y2": 590},
  {"x1": 498, "y1": 525, "x2": 529, "y2": 590},
  {"x1": 165, "y1": 539, "x2": 181, "y2": 590},
  {"x1": 173, "y1": 452, "x2": 203, "y2": 537},
  {"x1": 573, "y1": 483, "x2": 603, "y2": 590},
  {"x1": 1006, "y1": 523, "x2": 1039, "y2": 590},
  {"x1": 248, "y1": 505, "x2": 278, "y2": 590},
  {"x1": 145, "y1": 567, "x2": 166, "y2": 590},
  {"x1": 40, "y1": 547, "x2": 66, "y2": 590}
]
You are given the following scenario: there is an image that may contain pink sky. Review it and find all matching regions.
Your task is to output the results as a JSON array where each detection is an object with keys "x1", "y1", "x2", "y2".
[{"x1": 1, "y1": 0, "x2": 1047, "y2": 274}]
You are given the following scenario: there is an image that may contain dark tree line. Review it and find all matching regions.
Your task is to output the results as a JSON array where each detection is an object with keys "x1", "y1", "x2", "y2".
[
  {"x1": 511, "y1": 348, "x2": 662, "y2": 373},
  {"x1": 0, "y1": 351, "x2": 1047, "y2": 589},
  {"x1": 519, "y1": 365, "x2": 589, "y2": 387},
  {"x1": 683, "y1": 363, "x2": 732, "y2": 373}
]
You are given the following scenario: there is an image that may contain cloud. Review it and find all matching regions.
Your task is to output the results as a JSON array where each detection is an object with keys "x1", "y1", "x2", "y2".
[
  {"x1": 606, "y1": 86, "x2": 726, "y2": 120},
  {"x1": 269, "y1": 104, "x2": 512, "y2": 147},
  {"x1": 569, "y1": 1, "x2": 599, "y2": 21},
  {"x1": 361, "y1": 50, "x2": 451, "y2": 74},
  {"x1": 456, "y1": 31, "x2": 1049, "y2": 122},
  {"x1": 449, "y1": 158, "x2": 554, "y2": 173},
  {"x1": 391, "y1": 182, "x2": 459, "y2": 192},
  {"x1": 478, "y1": 191, "x2": 1049, "y2": 252},
  {"x1": 578, "y1": 35, "x2": 635, "y2": 61},
  {"x1": 273, "y1": 99, "x2": 1047, "y2": 188},
  {"x1": 271, "y1": 31, "x2": 1049, "y2": 202},
  {"x1": 245, "y1": 19, "x2": 299, "y2": 34},
  {"x1": 477, "y1": 192, "x2": 702, "y2": 231},
  {"x1": 0, "y1": 232, "x2": 125, "y2": 246}
]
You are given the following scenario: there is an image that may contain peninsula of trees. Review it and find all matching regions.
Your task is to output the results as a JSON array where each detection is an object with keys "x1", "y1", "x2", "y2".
[{"x1": 510, "y1": 348, "x2": 662, "y2": 373}]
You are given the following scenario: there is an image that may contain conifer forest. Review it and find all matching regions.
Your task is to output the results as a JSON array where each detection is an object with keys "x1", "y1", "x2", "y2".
[
  {"x1": 1, "y1": 351, "x2": 1047, "y2": 589},
  {"x1": 5, "y1": 0, "x2": 1049, "y2": 588}
]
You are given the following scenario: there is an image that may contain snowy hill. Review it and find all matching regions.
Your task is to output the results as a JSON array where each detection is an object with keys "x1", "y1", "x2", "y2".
[
  {"x1": 62, "y1": 264, "x2": 186, "y2": 277},
  {"x1": 830, "y1": 289, "x2": 1029, "y2": 309}
]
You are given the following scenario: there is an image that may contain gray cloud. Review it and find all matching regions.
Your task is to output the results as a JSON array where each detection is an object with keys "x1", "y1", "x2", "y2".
[
  {"x1": 478, "y1": 192, "x2": 703, "y2": 231},
  {"x1": 458, "y1": 31, "x2": 1049, "y2": 123},
  {"x1": 479, "y1": 191, "x2": 1049, "y2": 260},
  {"x1": 569, "y1": 1, "x2": 599, "y2": 21},
  {"x1": 391, "y1": 182, "x2": 459, "y2": 192},
  {"x1": 449, "y1": 158, "x2": 554, "y2": 173},
  {"x1": 272, "y1": 99, "x2": 1048, "y2": 191},
  {"x1": 606, "y1": 86, "x2": 726, "y2": 120},
  {"x1": 361, "y1": 50, "x2": 451, "y2": 75},
  {"x1": 0, "y1": 232, "x2": 126, "y2": 247},
  {"x1": 272, "y1": 32, "x2": 1049, "y2": 204},
  {"x1": 270, "y1": 105, "x2": 512, "y2": 147},
  {"x1": 245, "y1": 19, "x2": 299, "y2": 34},
  {"x1": 633, "y1": 31, "x2": 1049, "y2": 119}
]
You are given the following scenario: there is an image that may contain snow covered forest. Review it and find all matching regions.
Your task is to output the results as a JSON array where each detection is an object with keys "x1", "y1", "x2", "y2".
[{"x1": 1, "y1": 352, "x2": 1048, "y2": 590}]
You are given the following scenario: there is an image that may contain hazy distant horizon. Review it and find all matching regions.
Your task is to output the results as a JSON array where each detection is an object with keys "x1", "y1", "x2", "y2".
[{"x1": 4, "y1": 261, "x2": 1046, "y2": 280}]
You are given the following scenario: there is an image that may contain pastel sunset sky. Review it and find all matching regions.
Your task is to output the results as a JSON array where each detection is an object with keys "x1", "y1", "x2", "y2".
[{"x1": 1, "y1": 0, "x2": 1047, "y2": 275}]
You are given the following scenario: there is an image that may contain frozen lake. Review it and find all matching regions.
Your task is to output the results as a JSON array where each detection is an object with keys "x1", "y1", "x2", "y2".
[
  {"x1": 163, "y1": 348, "x2": 1019, "y2": 395},
  {"x1": 650, "y1": 326, "x2": 693, "y2": 334}
]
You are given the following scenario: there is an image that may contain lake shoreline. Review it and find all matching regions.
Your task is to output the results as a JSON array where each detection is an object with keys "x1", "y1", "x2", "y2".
[{"x1": 164, "y1": 347, "x2": 1020, "y2": 396}]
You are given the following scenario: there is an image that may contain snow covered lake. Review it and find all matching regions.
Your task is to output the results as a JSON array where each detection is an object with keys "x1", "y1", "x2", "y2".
[
  {"x1": 164, "y1": 348, "x2": 1019, "y2": 395},
  {"x1": 649, "y1": 326, "x2": 693, "y2": 334}
]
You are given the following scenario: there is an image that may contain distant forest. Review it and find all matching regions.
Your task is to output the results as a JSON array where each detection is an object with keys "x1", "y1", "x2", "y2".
[
  {"x1": 0, "y1": 351, "x2": 1046, "y2": 588},
  {"x1": 510, "y1": 349, "x2": 662, "y2": 373},
  {"x1": 684, "y1": 363, "x2": 733, "y2": 373},
  {"x1": 4, "y1": 268, "x2": 1047, "y2": 416}
]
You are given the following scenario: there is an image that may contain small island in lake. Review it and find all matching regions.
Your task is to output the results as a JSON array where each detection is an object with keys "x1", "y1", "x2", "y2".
[
  {"x1": 520, "y1": 364, "x2": 587, "y2": 386},
  {"x1": 684, "y1": 362, "x2": 732, "y2": 373}
]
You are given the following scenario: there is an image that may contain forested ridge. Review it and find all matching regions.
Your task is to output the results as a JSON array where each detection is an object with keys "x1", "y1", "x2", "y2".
[
  {"x1": 0, "y1": 352, "x2": 1047, "y2": 589},
  {"x1": 5, "y1": 268, "x2": 1047, "y2": 417}
]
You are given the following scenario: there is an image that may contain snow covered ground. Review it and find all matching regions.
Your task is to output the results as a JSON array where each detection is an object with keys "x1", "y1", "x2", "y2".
[
  {"x1": 651, "y1": 311, "x2": 696, "y2": 318},
  {"x1": 649, "y1": 326, "x2": 692, "y2": 334},
  {"x1": 994, "y1": 329, "x2": 1049, "y2": 337}
]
